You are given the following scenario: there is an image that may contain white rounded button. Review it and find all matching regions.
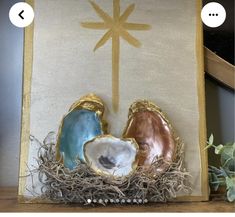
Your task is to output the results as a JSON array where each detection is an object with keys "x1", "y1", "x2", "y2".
[
  {"x1": 201, "y1": 2, "x2": 226, "y2": 28},
  {"x1": 9, "y1": 2, "x2": 34, "y2": 28}
]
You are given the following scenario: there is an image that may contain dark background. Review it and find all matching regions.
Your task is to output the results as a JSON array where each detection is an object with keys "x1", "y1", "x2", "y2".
[
  {"x1": 203, "y1": 0, "x2": 235, "y2": 165},
  {"x1": 0, "y1": 0, "x2": 234, "y2": 186},
  {"x1": 203, "y1": 0, "x2": 234, "y2": 65}
]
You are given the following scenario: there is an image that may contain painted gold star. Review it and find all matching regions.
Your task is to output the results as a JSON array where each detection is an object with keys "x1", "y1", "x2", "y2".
[{"x1": 81, "y1": 0, "x2": 151, "y2": 112}]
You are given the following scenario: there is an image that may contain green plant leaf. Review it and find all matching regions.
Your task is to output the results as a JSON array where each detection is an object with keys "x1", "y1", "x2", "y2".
[
  {"x1": 221, "y1": 144, "x2": 235, "y2": 171},
  {"x1": 219, "y1": 167, "x2": 228, "y2": 177},
  {"x1": 227, "y1": 186, "x2": 235, "y2": 202},
  {"x1": 222, "y1": 144, "x2": 234, "y2": 158},
  {"x1": 227, "y1": 170, "x2": 235, "y2": 176},
  {"x1": 225, "y1": 177, "x2": 235, "y2": 202},
  {"x1": 209, "y1": 134, "x2": 214, "y2": 145},
  {"x1": 209, "y1": 173, "x2": 220, "y2": 191},
  {"x1": 208, "y1": 165, "x2": 221, "y2": 174},
  {"x1": 215, "y1": 144, "x2": 224, "y2": 155},
  {"x1": 222, "y1": 158, "x2": 233, "y2": 169},
  {"x1": 204, "y1": 144, "x2": 213, "y2": 150},
  {"x1": 225, "y1": 177, "x2": 235, "y2": 189},
  {"x1": 211, "y1": 180, "x2": 225, "y2": 184}
]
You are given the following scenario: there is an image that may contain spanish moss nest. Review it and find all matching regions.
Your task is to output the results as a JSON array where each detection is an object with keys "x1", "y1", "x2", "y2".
[{"x1": 28, "y1": 133, "x2": 191, "y2": 205}]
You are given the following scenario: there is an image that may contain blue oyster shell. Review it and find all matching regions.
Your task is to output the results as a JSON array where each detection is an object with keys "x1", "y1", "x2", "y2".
[
  {"x1": 57, "y1": 94, "x2": 106, "y2": 170},
  {"x1": 58, "y1": 109, "x2": 104, "y2": 170},
  {"x1": 57, "y1": 93, "x2": 106, "y2": 169}
]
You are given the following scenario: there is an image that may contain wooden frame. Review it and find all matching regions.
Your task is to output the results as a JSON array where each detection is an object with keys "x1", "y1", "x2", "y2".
[
  {"x1": 18, "y1": 0, "x2": 34, "y2": 202},
  {"x1": 18, "y1": 0, "x2": 209, "y2": 203},
  {"x1": 204, "y1": 47, "x2": 235, "y2": 90}
]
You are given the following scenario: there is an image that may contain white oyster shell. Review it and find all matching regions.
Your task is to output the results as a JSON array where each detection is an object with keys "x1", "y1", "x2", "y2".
[{"x1": 84, "y1": 135, "x2": 139, "y2": 177}]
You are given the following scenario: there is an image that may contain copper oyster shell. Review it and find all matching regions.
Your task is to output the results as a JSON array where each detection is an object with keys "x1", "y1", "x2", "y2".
[{"x1": 123, "y1": 100, "x2": 178, "y2": 172}]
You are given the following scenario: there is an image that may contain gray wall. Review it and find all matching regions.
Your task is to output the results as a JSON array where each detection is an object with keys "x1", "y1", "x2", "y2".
[
  {"x1": 0, "y1": 0, "x2": 23, "y2": 186},
  {"x1": 0, "y1": 0, "x2": 234, "y2": 187},
  {"x1": 205, "y1": 77, "x2": 235, "y2": 165}
]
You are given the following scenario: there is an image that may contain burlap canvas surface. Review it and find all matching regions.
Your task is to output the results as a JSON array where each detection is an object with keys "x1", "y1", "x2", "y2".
[{"x1": 19, "y1": 0, "x2": 208, "y2": 200}]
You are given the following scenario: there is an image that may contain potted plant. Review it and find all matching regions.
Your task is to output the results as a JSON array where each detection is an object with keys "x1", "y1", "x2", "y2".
[{"x1": 206, "y1": 135, "x2": 235, "y2": 202}]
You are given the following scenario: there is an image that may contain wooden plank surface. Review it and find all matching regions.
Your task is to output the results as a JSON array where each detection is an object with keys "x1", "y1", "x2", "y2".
[
  {"x1": 204, "y1": 47, "x2": 235, "y2": 90},
  {"x1": 0, "y1": 187, "x2": 234, "y2": 212}
]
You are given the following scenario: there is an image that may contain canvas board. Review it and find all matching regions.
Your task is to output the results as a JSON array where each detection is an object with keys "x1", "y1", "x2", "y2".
[{"x1": 18, "y1": 0, "x2": 208, "y2": 202}]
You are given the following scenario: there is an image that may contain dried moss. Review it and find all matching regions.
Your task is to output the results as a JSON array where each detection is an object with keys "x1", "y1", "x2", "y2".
[{"x1": 28, "y1": 133, "x2": 191, "y2": 205}]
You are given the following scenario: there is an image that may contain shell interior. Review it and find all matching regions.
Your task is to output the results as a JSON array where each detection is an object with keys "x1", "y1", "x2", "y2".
[{"x1": 84, "y1": 136, "x2": 138, "y2": 177}]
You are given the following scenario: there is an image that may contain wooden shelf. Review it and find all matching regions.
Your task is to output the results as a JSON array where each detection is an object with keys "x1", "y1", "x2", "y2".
[{"x1": 0, "y1": 187, "x2": 234, "y2": 212}]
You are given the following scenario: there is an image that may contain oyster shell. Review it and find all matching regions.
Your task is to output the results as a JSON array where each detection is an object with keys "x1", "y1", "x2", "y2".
[
  {"x1": 56, "y1": 94, "x2": 107, "y2": 170},
  {"x1": 84, "y1": 135, "x2": 139, "y2": 177},
  {"x1": 123, "y1": 100, "x2": 177, "y2": 172}
]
